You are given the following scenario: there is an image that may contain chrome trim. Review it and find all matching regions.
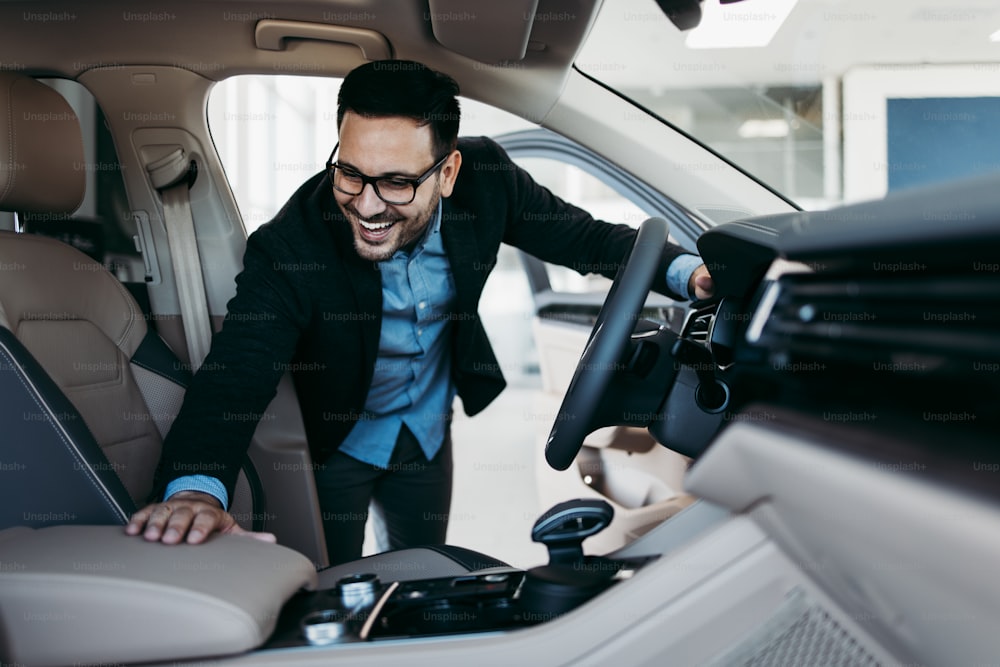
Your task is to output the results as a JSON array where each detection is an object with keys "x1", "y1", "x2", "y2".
[{"x1": 746, "y1": 281, "x2": 782, "y2": 344}]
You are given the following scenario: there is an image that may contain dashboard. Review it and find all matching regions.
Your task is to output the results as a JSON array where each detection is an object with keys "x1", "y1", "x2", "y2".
[{"x1": 688, "y1": 172, "x2": 1000, "y2": 498}]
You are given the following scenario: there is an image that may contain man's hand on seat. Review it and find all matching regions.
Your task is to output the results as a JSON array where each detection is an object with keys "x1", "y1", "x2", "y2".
[{"x1": 125, "y1": 491, "x2": 277, "y2": 545}]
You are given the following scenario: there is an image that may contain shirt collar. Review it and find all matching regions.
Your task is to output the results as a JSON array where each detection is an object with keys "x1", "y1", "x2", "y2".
[{"x1": 390, "y1": 198, "x2": 442, "y2": 261}]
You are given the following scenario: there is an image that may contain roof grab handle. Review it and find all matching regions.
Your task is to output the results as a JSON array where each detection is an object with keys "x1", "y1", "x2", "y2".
[{"x1": 254, "y1": 20, "x2": 392, "y2": 61}]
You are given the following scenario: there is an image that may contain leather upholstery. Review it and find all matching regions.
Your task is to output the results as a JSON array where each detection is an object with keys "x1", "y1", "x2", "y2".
[
  {"x1": 0, "y1": 525, "x2": 318, "y2": 666},
  {"x1": 0, "y1": 231, "x2": 163, "y2": 504},
  {"x1": 0, "y1": 71, "x2": 262, "y2": 527},
  {"x1": 0, "y1": 72, "x2": 160, "y2": 507},
  {"x1": 0, "y1": 72, "x2": 85, "y2": 213},
  {"x1": 0, "y1": 327, "x2": 136, "y2": 529}
]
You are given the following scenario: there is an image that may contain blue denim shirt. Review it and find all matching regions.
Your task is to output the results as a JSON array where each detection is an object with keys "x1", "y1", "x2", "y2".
[{"x1": 336, "y1": 200, "x2": 456, "y2": 468}]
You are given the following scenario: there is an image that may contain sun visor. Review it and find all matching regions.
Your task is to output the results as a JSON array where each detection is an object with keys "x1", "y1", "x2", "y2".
[{"x1": 428, "y1": 0, "x2": 540, "y2": 63}]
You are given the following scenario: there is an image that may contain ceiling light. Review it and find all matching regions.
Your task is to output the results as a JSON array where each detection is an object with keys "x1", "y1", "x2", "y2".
[
  {"x1": 738, "y1": 119, "x2": 790, "y2": 138},
  {"x1": 686, "y1": 0, "x2": 798, "y2": 49},
  {"x1": 990, "y1": 28, "x2": 1000, "y2": 42}
]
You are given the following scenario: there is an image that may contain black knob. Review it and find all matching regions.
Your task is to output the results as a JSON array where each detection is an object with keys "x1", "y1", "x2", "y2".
[{"x1": 531, "y1": 499, "x2": 614, "y2": 565}]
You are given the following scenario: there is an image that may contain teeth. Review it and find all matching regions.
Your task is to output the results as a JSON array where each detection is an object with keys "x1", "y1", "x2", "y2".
[{"x1": 360, "y1": 220, "x2": 394, "y2": 231}]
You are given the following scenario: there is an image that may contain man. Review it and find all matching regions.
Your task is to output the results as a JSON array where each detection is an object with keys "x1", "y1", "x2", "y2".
[{"x1": 127, "y1": 60, "x2": 714, "y2": 563}]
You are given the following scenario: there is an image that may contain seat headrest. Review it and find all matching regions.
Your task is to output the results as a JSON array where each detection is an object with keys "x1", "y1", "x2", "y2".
[{"x1": 0, "y1": 72, "x2": 85, "y2": 214}]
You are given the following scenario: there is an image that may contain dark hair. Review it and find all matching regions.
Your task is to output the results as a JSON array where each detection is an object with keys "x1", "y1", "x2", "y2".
[{"x1": 337, "y1": 60, "x2": 461, "y2": 158}]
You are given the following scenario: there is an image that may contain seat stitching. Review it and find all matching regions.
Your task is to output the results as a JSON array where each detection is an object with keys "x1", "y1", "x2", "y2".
[
  {"x1": 109, "y1": 276, "x2": 139, "y2": 348},
  {"x1": 1, "y1": 78, "x2": 16, "y2": 202}
]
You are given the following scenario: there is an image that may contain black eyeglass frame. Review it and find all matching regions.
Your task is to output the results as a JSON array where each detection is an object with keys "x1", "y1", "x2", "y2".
[{"x1": 325, "y1": 142, "x2": 450, "y2": 205}]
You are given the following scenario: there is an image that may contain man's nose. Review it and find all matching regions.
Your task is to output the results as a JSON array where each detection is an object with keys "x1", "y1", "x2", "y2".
[{"x1": 353, "y1": 182, "x2": 387, "y2": 218}]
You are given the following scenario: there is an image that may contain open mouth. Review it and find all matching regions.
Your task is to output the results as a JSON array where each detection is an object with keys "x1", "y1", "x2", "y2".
[{"x1": 356, "y1": 218, "x2": 398, "y2": 241}]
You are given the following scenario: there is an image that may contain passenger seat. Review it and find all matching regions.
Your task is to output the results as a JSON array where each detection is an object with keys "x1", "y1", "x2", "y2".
[{"x1": 0, "y1": 71, "x2": 261, "y2": 530}]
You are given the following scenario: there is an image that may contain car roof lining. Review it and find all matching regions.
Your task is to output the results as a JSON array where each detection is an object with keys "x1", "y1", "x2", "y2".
[{"x1": 0, "y1": 0, "x2": 603, "y2": 128}]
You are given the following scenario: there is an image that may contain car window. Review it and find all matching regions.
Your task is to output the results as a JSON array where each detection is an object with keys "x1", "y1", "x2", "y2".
[
  {"x1": 512, "y1": 157, "x2": 646, "y2": 295},
  {"x1": 208, "y1": 75, "x2": 536, "y2": 235},
  {"x1": 209, "y1": 76, "x2": 677, "y2": 296}
]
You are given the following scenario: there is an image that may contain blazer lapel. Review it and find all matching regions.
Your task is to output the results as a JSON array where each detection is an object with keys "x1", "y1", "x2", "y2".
[
  {"x1": 440, "y1": 198, "x2": 483, "y2": 316},
  {"x1": 328, "y1": 207, "x2": 382, "y2": 371}
]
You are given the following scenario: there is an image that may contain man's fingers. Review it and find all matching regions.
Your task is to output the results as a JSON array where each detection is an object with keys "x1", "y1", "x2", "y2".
[
  {"x1": 127, "y1": 500, "x2": 224, "y2": 544},
  {"x1": 143, "y1": 503, "x2": 180, "y2": 542},
  {"x1": 689, "y1": 264, "x2": 715, "y2": 301},
  {"x1": 160, "y1": 506, "x2": 198, "y2": 545},
  {"x1": 125, "y1": 500, "x2": 277, "y2": 546},
  {"x1": 186, "y1": 508, "x2": 226, "y2": 544},
  {"x1": 695, "y1": 273, "x2": 715, "y2": 300},
  {"x1": 125, "y1": 505, "x2": 154, "y2": 535}
]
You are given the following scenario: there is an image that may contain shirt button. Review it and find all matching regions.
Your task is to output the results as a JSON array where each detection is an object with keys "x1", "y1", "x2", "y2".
[
  {"x1": 417, "y1": 328, "x2": 423, "y2": 336},
  {"x1": 418, "y1": 301, "x2": 427, "y2": 309}
]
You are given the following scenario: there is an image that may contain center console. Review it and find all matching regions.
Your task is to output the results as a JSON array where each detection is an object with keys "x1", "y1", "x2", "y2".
[
  {"x1": 0, "y1": 499, "x2": 659, "y2": 666},
  {"x1": 266, "y1": 557, "x2": 655, "y2": 647},
  {"x1": 265, "y1": 498, "x2": 657, "y2": 647}
]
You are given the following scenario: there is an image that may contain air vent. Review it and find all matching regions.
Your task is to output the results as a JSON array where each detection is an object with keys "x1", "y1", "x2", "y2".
[
  {"x1": 752, "y1": 272, "x2": 1000, "y2": 377},
  {"x1": 706, "y1": 588, "x2": 882, "y2": 667}
]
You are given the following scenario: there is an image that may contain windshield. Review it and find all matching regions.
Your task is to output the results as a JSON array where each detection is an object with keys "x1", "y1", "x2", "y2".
[{"x1": 578, "y1": 0, "x2": 1000, "y2": 209}]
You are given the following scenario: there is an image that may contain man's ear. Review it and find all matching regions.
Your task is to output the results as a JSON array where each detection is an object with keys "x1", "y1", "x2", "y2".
[{"x1": 439, "y1": 150, "x2": 462, "y2": 198}]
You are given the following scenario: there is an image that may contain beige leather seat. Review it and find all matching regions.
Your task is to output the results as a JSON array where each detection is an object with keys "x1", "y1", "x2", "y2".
[
  {"x1": 0, "y1": 71, "x2": 259, "y2": 526},
  {"x1": 0, "y1": 232, "x2": 166, "y2": 504}
]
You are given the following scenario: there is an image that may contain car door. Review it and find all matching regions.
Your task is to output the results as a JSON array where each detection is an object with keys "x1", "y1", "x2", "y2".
[{"x1": 495, "y1": 128, "x2": 706, "y2": 552}]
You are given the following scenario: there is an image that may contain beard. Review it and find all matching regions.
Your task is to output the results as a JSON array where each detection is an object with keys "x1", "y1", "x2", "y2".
[{"x1": 341, "y1": 180, "x2": 442, "y2": 262}]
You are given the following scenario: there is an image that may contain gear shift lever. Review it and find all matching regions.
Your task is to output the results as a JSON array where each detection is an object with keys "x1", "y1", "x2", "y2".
[
  {"x1": 520, "y1": 499, "x2": 617, "y2": 620},
  {"x1": 531, "y1": 498, "x2": 614, "y2": 565}
]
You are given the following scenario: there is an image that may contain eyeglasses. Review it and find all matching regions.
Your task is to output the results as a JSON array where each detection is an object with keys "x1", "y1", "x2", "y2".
[{"x1": 326, "y1": 142, "x2": 449, "y2": 205}]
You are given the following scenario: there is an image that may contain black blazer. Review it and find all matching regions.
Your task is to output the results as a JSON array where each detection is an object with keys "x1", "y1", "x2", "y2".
[{"x1": 156, "y1": 137, "x2": 689, "y2": 500}]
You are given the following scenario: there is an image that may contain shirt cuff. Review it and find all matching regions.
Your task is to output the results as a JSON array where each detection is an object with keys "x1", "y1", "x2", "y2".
[
  {"x1": 164, "y1": 475, "x2": 228, "y2": 509},
  {"x1": 666, "y1": 253, "x2": 705, "y2": 301}
]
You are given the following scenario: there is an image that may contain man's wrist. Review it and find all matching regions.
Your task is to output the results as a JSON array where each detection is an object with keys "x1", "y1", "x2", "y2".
[
  {"x1": 164, "y1": 475, "x2": 229, "y2": 509},
  {"x1": 166, "y1": 490, "x2": 223, "y2": 508},
  {"x1": 665, "y1": 253, "x2": 705, "y2": 300}
]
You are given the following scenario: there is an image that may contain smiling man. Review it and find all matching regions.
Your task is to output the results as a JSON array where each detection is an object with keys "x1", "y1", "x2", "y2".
[{"x1": 128, "y1": 60, "x2": 714, "y2": 564}]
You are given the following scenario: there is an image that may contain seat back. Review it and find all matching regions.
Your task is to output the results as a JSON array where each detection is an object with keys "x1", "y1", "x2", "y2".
[
  {"x1": 0, "y1": 72, "x2": 261, "y2": 530},
  {"x1": 0, "y1": 231, "x2": 164, "y2": 505},
  {"x1": 0, "y1": 326, "x2": 135, "y2": 528}
]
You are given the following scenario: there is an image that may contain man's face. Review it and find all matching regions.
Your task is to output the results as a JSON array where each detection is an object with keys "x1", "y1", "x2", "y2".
[{"x1": 333, "y1": 111, "x2": 461, "y2": 262}]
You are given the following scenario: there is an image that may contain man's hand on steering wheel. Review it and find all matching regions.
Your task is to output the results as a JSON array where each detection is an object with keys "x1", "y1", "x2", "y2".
[{"x1": 689, "y1": 264, "x2": 715, "y2": 301}]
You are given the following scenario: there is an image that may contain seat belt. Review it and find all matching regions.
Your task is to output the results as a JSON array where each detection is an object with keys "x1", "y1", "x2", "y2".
[{"x1": 145, "y1": 148, "x2": 212, "y2": 370}]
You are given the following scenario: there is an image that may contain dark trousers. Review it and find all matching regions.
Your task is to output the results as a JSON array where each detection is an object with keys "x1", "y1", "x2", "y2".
[{"x1": 314, "y1": 424, "x2": 453, "y2": 565}]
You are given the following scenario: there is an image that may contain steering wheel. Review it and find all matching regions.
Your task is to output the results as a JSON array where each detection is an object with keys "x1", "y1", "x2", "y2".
[{"x1": 545, "y1": 217, "x2": 670, "y2": 470}]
